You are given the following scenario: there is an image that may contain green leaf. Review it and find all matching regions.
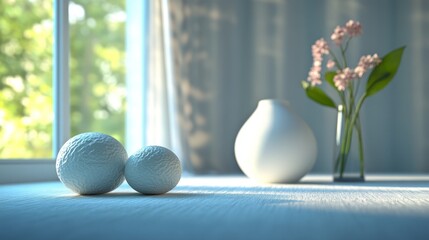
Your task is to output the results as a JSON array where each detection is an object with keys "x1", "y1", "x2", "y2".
[
  {"x1": 301, "y1": 81, "x2": 336, "y2": 109},
  {"x1": 325, "y1": 71, "x2": 337, "y2": 90},
  {"x1": 366, "y1": 46, "x2": 406, "y2": 97}
]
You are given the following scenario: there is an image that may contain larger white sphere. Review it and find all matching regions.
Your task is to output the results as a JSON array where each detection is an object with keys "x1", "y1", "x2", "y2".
[
  {"x1": 56, "y1": 132, "x2": 127, "y2": 195},
  {"x1": 125, "y1": 146, "x2": 182, "y2": 195}
]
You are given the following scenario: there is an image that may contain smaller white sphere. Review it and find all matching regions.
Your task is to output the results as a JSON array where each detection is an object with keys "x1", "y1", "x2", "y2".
[
  {"x1": 125, "y1": 146, "x2": 182, "y2": 195},
  {"x1": 56, "y1": 132, "x2": 127, "y2": 195}
]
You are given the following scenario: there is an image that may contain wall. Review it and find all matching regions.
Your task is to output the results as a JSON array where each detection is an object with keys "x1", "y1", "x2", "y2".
[{"x1": 167, "y1": 0, "x2": 429, "y2": 173}]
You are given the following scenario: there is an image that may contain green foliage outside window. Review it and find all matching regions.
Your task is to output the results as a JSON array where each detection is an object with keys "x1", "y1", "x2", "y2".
[{"x1": 0, "y1": 0, "x2": 126, "y2": 158}]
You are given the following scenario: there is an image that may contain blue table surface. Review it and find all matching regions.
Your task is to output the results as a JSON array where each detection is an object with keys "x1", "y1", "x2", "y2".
[{"x1": 1, "y1": 175, "x2": 429, "y2": 240}]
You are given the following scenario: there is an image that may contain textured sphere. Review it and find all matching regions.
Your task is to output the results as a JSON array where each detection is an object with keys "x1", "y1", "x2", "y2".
[
  {"x1": 56, "y1": 132, "x2": 127, "y2": 195},
  {"x1": 125, "y1": 146, "x2": 182, "y2": 195}
]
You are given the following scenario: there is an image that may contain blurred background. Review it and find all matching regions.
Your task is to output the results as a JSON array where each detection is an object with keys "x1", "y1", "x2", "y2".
[{"x1": 1, "y1": 0, "x2": 428, "y2": 174}]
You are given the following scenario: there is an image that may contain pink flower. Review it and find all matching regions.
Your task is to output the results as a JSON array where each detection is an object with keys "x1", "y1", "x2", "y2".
[
  {"x1": 308, "y1": 38, "x2": 329, "y2": 86},
  {"x1": 345, "y1": 20, "x2": 362, "y2": 37},
  {"x1": 333, "y1": 68, "x2": 356, "y2": 91},
  {"x1": 331, "y1": 20, "x2": 362, "y2": 45},
  {"x1": 331, "y1": 26, "x2": 346, "y2": 45},
  {"x1": 308, "y1": 66, "x2": 322, "y2": 86},
  {"x1": 311, "y1": 38, "x2": 329, "y2": 61},
  {"x1": 327, "y1": 59, "x2": 336, "y2": 69},
  {"x1": 354, "y1": 54, "x2": 382, "y2": 77}
]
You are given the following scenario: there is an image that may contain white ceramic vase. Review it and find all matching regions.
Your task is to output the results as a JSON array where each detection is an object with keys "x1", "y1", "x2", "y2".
[{"x1": 234, "y1": 99, "x2": 317, "y2": 183}]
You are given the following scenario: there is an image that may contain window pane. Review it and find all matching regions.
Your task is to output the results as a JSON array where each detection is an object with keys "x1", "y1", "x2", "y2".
[
  {"x1": 0, "y1": 0, "x2": 53, "y2": 158},
  {"x1": 69, "y1": 0, "x2": 126, "y2": 144}
]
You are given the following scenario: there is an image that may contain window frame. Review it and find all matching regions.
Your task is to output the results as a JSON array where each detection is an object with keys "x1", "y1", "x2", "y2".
[
  {"x1": 0, "y1": 0, "x2": 150, "y2": 184},
  {"x1": 0, "y1": 0, "x2": 69, "y2": 184}
]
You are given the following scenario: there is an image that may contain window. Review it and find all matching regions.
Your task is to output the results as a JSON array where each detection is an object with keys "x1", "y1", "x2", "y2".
[
  {"x1": 0, "y1": 0, "x2": 126, "y2": 160},
  {"x1": 0, "y1": 0, "x2": 129, "y2": 183}
]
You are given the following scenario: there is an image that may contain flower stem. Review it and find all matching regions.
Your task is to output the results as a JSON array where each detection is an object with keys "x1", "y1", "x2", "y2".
[
  {"x1": 343, "y1": 37, "x2": 351, "y2": 53},
  {"x1": 355, "y1": 116, "x2": 365, "y2": 178},
  {"x1": 339, "y1": 113, "x2": 352, "y2": 177},
  {"x1": 340, "y1": 45, "x2": 348, "y2": 67},
  {"x1": 336, "y1": 93, "x2": 367, "y2": 178},
  {"x1": 329, "y1": 50, "x2": 343, "y2": 70}
]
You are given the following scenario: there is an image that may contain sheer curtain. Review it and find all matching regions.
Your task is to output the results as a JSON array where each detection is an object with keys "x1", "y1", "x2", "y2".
[{"x1": 137, "y1": 0, "x2": 429, "y2": 174}]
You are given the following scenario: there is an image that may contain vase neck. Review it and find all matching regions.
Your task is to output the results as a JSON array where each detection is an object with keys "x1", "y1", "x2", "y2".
[{"x1": 257, "y1": 99, "x2": 289, "y2": 109}]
